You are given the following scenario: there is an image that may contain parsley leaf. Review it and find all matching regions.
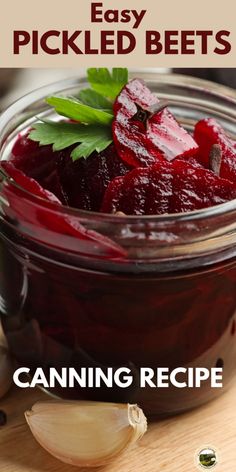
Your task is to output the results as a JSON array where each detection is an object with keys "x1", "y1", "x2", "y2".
[
  {"x1": 46, "y1": 96, "x2": 113, "y2": 126},
  {"x1": 29, "y1": 68, "x2": 129, "y2": 161},
  {"x1": 87, "y1": 68, "x2": 128, "y2": 100},
  {"x1": 78, "y1": 89, "x2": 113, "y2": 111},
  {"x1": 29, "y1": 121, "x2": 112, "y2": 160}
]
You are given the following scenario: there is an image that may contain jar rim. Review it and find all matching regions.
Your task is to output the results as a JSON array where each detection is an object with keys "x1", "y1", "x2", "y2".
[{"x1": 0, "y1": 71, "x2": 236, "y2": 227}]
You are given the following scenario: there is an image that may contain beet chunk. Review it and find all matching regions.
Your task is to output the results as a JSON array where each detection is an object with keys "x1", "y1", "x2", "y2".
[
  {"x1": 101, "y1": 159, "x2": 236, "y2": 215},
  {"x1": 11, "y1": 133, "x2": 131, "y2": 212},
  {"x1": 11, "y1": 132, "x2": 68, "y2": 204},
  {"x1": 113, "y1": 79, "x2": 198, "y2": 167},
  {"x1": 57, "y1": 144, "x2": 131, "y2": 211},
  {"x1": 1, "y1": 161, "x2": 125, "y2": 258},
  {"x1": 194, "y1": 118, "x2": 236, "y2": 182}
]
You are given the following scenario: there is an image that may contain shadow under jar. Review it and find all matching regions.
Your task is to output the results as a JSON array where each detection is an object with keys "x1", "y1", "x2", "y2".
[{"x1": 0, "y1": 73, "x2": 236, "y2": 417}]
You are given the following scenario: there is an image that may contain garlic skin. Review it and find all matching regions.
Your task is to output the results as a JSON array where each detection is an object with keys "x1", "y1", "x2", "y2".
[
  {"x1": 25, "y1": 401, "x2": 147, "y2": 467},
  {"x1": 0, "y1": 346, "x2": 13, "y2": 399}
]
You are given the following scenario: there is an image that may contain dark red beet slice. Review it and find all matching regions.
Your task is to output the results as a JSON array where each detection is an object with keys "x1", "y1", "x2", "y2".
[
  {"x1": 101, "y1": 160, "x2": 236, "y2": 215},
  {"x1": 0, "y1": 161, "x2": 125, "y2": 258},
  {"x1": 11, "y1": 134, "x2": 130, "y2": 212},
  {"x1": 112, "y1": 79, "x2": 198, "y2": 167},
  {"x1": 170, "y1": 160, "x2": 236, "y2": 213},
  {"x1": 58, "y1": 144, "x2": 131, "y2": 211},
  {"x1": 12, "y1": 132, "x2": 54, "y2": 174},
  {"x1": 11, "y1": 132, "x2": 68, "y2": 204},
  {"x1": 100, "y1": 176, "x2": 126, "y2": 215},
  {"x1": 1, "y1": 161, "x2": 61, "y2": 204},
  {"x1": 101, "y1": 162, "x2": 173, "y2": 215},
  {"x1": 194, "y1": 118, "x2": 236, "y2": 182},
  {"x1": 149, "y1": 108, "x2": 199, "y2": 162}
]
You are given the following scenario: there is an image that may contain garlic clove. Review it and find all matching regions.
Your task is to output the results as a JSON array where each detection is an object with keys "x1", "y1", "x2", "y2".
[
  {"x1": 25, "y1": 401, "x2": 147, "y2": 467},
  {"x1": 0, "y1": 346, "x2": 13, "y2": 399}
]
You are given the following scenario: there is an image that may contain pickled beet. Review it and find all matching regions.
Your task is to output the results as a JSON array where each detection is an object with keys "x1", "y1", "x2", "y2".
[
  {"x1": 149, "y1": 108, "x2": 199, "y2": 162},
  {"x1": 101, "y1": 160, "x2": 236, "y2": 215},
  {"x1": 1, "y1": 161, "x2": 61, "y2": 205},
  {"x1": 11, "y1": 133, "x2": 68, "y2": 203},
  {"x1": 0, "y1": 161, "x2": 125, "y2": 258},
  {"x1": 7, "y1": 85, "x2": 236, "y2": 218},
  {"x1": 58, "y1": 144, "x2": 131, "y2": 211},
  {"x1": 11, "y1": 134, "x2": 130, "y2": 211},
  {"x1": 101, "y1": 163, "x2": 172, "y2": 214},
  {"x1": 171, "y1": 160, "x2": 236, "y2": 212},
  {"x1": 113, "y1": 79, "x2": 199, "y2": 167},
  {"x1": 194, "y1": 118, "x2": 236, "y2": 182}
]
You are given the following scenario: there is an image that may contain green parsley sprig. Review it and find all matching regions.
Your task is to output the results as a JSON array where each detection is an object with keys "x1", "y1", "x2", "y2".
[
  {"x1": 29, "y1": 68, "x2": 128, "y2": 160},
  {"x1": 87, "y1": 68, "x2": 128, "y2": 100},
  {"x1": 30, "y1": 121, "x2": 113, "y2": 161}
]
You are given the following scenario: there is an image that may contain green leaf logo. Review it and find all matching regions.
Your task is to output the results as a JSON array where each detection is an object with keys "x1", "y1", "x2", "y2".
[{"x1": 198, "y1": 448, "x2": 217, "y2": 469}]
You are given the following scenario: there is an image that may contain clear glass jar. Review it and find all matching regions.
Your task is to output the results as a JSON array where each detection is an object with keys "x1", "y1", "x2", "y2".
[{"x1": 0, "y1": 72, "x2": 236, "y2": 416}]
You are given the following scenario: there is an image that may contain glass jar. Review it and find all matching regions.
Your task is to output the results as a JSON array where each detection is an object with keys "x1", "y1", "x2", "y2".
[{"x1": 0, "y1": 72, "x2": 236, "y2": 417}]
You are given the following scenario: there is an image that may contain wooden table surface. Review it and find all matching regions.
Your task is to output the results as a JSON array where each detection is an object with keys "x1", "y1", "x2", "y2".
[{"x1": 0, "y1": 333, "x2": 236, "y2": 471}]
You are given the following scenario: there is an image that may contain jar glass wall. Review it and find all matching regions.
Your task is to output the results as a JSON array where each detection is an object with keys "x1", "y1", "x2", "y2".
[{"x1": 0, "y1": 73, "x2": 236, "y2": 416}]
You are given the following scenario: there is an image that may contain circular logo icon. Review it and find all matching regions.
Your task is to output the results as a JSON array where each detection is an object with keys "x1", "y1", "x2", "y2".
[{"x1": 198, "y1": 448, "x2": 217, "y2": 469}]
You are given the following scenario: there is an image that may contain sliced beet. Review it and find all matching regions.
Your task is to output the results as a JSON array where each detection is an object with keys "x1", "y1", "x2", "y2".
[
  {"x1": 0, "y1": 161, "x2": 125, "y2": 258},
  {"x1": 58, "y1": 144, "x2": 131, "y2": 211},
  {"x1": 170, "y1": 159, "x2": 236, "y2": 213},
  {"x1": 11, "y1": 134, "x2": 130, "y2": 212},
  {"x1": 1, "y1": 161, "x2": 61, "y2": 204},
  {"x1": 11, "y1": 132, "x2": 68, "y2": 204},
  {"x1": 101, "y1": 160, "x2": 236, "y2": 215},
  {"x1": 149, "y1": 108, "x2": 199, "y2": 161},
  {"x1": 101, "y1": 162, "x2": 173, "y2": 215},
  {"x1": 112, "y1": 79, "x2": 198, "y2": 167},
  {"x1": 194, "y1": 118, "x2": 236, "y2": 182}
]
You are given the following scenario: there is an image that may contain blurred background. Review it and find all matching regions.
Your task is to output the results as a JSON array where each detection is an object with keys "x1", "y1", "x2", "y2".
[
  {"x1": 0, "y1": 69, "x2": 83, "y2": 108},
  {"x1": 0, "y1": 68, "x2": 235, "y2": 108}
]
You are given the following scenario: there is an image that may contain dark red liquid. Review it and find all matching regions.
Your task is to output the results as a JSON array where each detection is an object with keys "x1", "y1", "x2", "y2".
[{"x1": 1, "y1": 220, "x2": 236, "y2": 416}]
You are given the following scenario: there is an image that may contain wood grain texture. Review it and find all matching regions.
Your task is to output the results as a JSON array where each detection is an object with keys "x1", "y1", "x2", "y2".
[{"x1": 0, "y1": 333, "x2": 236, "y2": 471}]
